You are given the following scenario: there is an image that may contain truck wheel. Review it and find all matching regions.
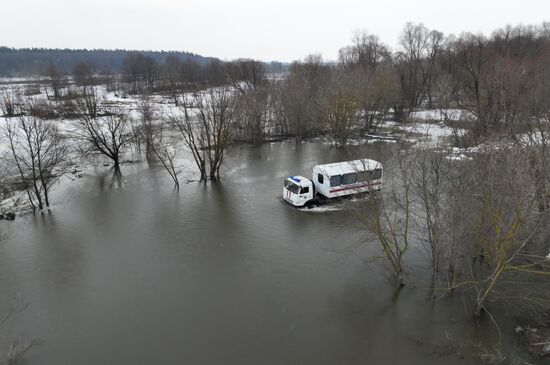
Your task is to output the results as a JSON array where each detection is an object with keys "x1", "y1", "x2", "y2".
[{"x1": 305, "y1": 201, "x2": 318, "y2": 209}]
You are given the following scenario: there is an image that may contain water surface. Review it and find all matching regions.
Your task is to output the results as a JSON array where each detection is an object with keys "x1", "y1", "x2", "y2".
[{"x1": 0, "y1": 141, "x2": 514, "y2": 364}]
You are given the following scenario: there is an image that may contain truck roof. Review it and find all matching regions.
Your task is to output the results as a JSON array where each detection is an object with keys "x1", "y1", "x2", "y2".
[
  {"x1": 286, "y1": 175, "x2": 311, "y2": 186},
  {"x1": 313, "y1": 159, "x2": 382, "y2": 177}
]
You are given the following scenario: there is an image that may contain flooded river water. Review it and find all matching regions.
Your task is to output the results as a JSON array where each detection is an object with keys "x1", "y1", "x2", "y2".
[{"x1": 0, "y1": 141, "x2": 522, "y2": 364}]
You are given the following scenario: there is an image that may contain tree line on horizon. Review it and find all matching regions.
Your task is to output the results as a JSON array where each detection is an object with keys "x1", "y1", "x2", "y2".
[{"x1": 0, "y1": 46, "x2": 288, "y2": 77}]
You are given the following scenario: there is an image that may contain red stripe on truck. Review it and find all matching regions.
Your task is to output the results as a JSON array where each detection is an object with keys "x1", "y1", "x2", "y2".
[{"x1": 329, "y1": 181, "x2": 381, "y2": 193}]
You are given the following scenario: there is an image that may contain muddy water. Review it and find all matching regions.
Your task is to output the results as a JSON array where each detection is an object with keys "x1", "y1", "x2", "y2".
[{"x1": 0, "y1": 141, "x2": 520, "y2": 364}]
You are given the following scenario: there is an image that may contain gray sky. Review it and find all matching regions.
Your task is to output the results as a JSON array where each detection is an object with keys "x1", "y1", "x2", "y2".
[{"x1": 1, "y1": 0, "x2": 548, "y2": 62}]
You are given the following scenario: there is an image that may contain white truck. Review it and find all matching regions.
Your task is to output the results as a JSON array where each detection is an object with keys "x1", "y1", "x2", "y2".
[{"x1": 283, "y1": 159, "x2": 383, "y2": 207}]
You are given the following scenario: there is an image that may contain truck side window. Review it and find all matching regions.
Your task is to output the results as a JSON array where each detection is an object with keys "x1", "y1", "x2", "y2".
[
  {"x1": 330, "y1": 175, "x2": 342, "y2": 187},
  {"x1": 372, "y1": 169, "x2": 382, "y2": 180},
  {"x1": 318, "y1": 174, "x2": 324, "y2": 184},
  {"x1": 358, "y1": 171, "x2": 371, "y2": 182},
  {"x1": 300, "y1": 187, "x2": 309, "y2": 194},
  {"x1": 342, "y1": 173, "x2": 357, "y2": 185}
]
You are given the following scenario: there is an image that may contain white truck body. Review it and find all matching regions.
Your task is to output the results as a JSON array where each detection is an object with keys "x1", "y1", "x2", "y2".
[
  {"x1": 312, "y1": 159, "x2": 382, "y2": 199},
  {"x1": 283, "y1": 159, "x2": 383, "y2": 207}
]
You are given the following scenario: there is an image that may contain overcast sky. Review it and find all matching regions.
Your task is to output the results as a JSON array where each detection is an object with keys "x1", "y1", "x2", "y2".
[{"x1": 1, "y1": 0, "x2": 549, "y2": 62}]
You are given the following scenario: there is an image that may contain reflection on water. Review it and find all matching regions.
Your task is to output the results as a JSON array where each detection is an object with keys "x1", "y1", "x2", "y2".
[{"x1": 0, "y1": 141, "x2": 518, "y2": 364}]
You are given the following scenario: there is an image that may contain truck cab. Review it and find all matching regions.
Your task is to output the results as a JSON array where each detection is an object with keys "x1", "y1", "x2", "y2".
[{"x1": 283, "y1": 176, "x2": 313, "y2": 207}]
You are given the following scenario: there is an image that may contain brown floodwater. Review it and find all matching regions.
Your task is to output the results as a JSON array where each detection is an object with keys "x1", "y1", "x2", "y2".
[{"x1": 0, "y1": 140, "x2": 526, "y2": 364}]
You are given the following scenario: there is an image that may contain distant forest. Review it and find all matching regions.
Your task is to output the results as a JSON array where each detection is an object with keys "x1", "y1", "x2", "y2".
[
  {"x1": 0, "y1": 47, "x2": 286, "y2": 76},
  {"x1": 0, "y1": 47, "x2": 218, "y2": 76}
]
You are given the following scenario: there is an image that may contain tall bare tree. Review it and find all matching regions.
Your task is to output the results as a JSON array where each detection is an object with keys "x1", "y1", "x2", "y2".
[
  {"x1": 322, "y1": 72, "x2": 359, "y2": 147},
  {"x1": 359, "y1": 150, "x2": 414, "y2": 287},
  {"x1": 75, "y1": 86, "x2": 101, "y2": 118},
  {"x1": 44, "y1": 63, "x2": 65, "y2": 99},
  {"x1": 1, "y1": 89, "x2": 23, "y2": 117},
  {"x1": 75, "y1": 110, "x2": 133, "y2": 169},
  {"x1": 227, "y1": 59, "x2": 266, "y2": 93},
  {"x1": 280, "y1": 55, "x2": 329, "y2": 141},
  {"x1": 411, "y1": 147, "x2": 449, "y2": 293},
  {"x1": 464, "y1": 147, "x2": 550, "y2": 317},
  {"x1": 394, "y1": 23, "x2": 444, "y2": 119},
  {"x1": 136, "y1": 95, "x2": 157, "y2": 162},
  {"x1": 338, "y1": 30, "x2": 390, "y2": 72},
  {"x1": 150, "y1": 121, "x2": 180, "y2": 188},
  {"x1": 5, "y1": 114, "x2": 67, "y2": 210},
  {"x1": 163, "y1": 55, "x2": 183, "y2": 105},
  {"x1": 170, "y1": 87, "x2": 235, "y2": 181},
  {"x1": 73, "y1": 61, "x2": 94, "y2": 87}
]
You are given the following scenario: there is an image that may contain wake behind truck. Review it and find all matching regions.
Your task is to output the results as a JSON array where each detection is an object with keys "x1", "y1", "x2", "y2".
[{"x1": 283, "y1": 159, "x2": 383, "y2": 207}]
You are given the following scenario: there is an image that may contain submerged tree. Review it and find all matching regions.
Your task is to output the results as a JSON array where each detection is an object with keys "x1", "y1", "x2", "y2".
[
  {"x1": 5, "y1": 114, "x2": 67, "y2": 210},
  {"x1": 411, "y1": 146, "x2": 449, "y2": 294},
  {"x1": 136, "y1": 95, "x2": 157, "y2": 162},
  {"x1": 150, "y1": 121, "x2": 180, "y2": 188},
  {"x1": 281, "y1": 55, "x2": 329, "y2": 141},
  {"x1": 462, "y1": 147, "x2": 550, "y2": 317},
  {"x1": 170, "y1": 87, "x2": 235, "y2": 181},
  {"x1": 75, "y1": 109, "x2": 133, "y2": 169},
  {"x1": 233, "y1": 86, "x2": 270, "y2": 143},
  {"x1": 322, "y1": 72, "x2": 359, "y2": 147},
  {"x1": 359, "y1": 150, "x2": 414, "y2": 287},
  {"x1": 75, "y1": 86, "x2": 101, "y2": 118}
]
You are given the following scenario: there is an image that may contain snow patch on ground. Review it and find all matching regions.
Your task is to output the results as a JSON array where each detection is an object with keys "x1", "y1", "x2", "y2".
[
  {"x1": 446, "y1": 147, "x2": 473, "y2": 161},
  {"x1": 410, "y1": 109, "x2": 475, "y2": 122},
  {"x1": 403, "y1": 122, "x2": 463, "y2": 139}
]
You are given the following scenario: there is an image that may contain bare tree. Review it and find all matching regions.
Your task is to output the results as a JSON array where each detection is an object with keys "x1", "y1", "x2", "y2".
[
  {"x1": 4, "y1": 114, "x2": 67, "y2": 211},
  {"x1": 429, "y1": 145, "x2": 550, "y2": 317},
  {"x1": 338, "y1": 30, "x2": 390, "y2": 72},
  {"x1": 442, "y1": 157, "x2": 473, "y2": 292},
  {"x1": 226, "y1": 60, "x2": 270, "y2": 143},
  {"x1": 123, "y1": 54, "x2": 159, "y2": 94},
  {"x1": 322, "y1": 72, "x2": 359, "y2": 147},
  {"x1": 465, "y1": 147, "x2": 550, "y2": 317},
  {"x1": 280, "y1": 55, "x2": 329, "y2": 141},
  {"x1": 75, "y1": 86, "x2": 101, "y2": 118},
  {"x1": 233, "y1": 86, "x2": 270, "y2": 143},
  {"x1": 336, "y1": 31, "x2": 397, "y2": 135},
  {"x1": 356, "y1": 64, "x2": 399, "y2": 135},
  {"x1": 75, "y1": 110, "x2": 133, "y2": 169},
  {"x1": 151, "y1": 121, "x2": 180, "y2": 187},
  {"x1": 269, "y1": 82, "x2": 291, "y2": 137},
  {"x1": 1, "y1": 89, "x2": 23, "y2": 117},
  {"x1": 411, "y1": 147, "x2": 449, "y2": 294},
  {"x1": 394, "y1": 23, "x2": 444, "y2": 120},
  {"x1": 359, "y1": 150, "x2": 414, "y2": 287},
  {"x1": 44, "y1": 63, "x2": 65, "y2": 99},
  {"x1": 226, "y1": 59, "x2": 266, "y2": 93},
  {"x1": 136, "y1": 95, "x2": 157, "y2": 162},
  {"x1": 170, "y1": 87, "x2": 235, "y2": 181},
  {"x1": 73, "y1": 61, "x2": 94, "y2": 87},
  {"x1": 0, "y1": 157, "x2": 9, "y2": 208},
  {"x1": 163, "y1": 55, "x2": 183, "y2": 105}
]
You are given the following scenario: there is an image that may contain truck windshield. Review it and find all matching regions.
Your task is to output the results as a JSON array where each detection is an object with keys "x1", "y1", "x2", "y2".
[{"x1": 284, "y1": 179, "x2": 301, "y2": 194}]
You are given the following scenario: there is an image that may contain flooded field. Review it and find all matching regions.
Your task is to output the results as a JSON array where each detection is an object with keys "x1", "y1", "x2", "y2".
[{"x1": 0, "y1": 141, "x2": 524, "y2": 364}]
